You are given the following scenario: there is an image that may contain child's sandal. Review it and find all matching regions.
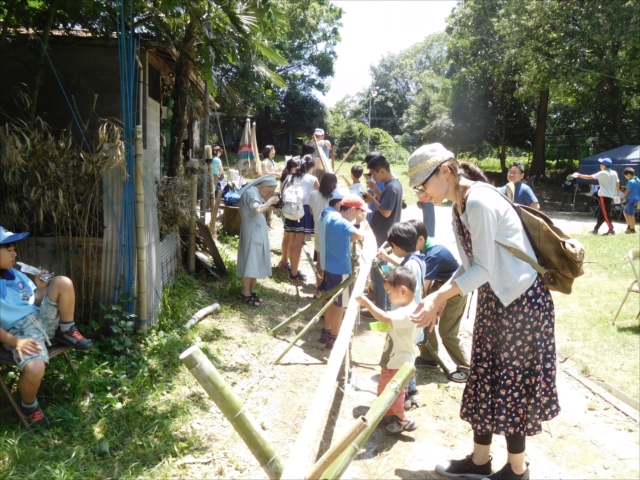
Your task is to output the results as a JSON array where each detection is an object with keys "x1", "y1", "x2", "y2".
[{"x1": 238, "y1": 293, "x2": 261, "y2": 306}]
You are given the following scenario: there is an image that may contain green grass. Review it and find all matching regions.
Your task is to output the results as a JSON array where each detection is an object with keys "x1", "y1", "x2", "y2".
[{"x1": 552, "y1": 232, "x2": 640, "y2": 400}]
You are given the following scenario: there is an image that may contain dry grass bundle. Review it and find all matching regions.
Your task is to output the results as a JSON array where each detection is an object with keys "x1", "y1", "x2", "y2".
[
  {"x1": 0, "y1": 114, "x2": 125, "y2": 238},
  {"x1": 156, "y1": 174, "x2": 191, "y2": 237}
]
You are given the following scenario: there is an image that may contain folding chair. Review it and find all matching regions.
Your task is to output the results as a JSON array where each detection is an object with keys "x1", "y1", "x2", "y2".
[
  {"x1": 0, "y1": 340, "x2": 85, "y2": 430},
  {"x1": 613, "y1": 248, "x2": 640, "y2": 326}
]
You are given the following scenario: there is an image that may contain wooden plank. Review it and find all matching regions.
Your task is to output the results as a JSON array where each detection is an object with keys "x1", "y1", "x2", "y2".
[
  {"x1": 280, "y1": 225, "x2": 377, "y2": 479},
  {"x1": 196, "y1": 220, "x2": 227, "y2": 275}
]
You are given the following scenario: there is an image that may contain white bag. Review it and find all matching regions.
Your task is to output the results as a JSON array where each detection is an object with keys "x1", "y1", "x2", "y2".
[{"x1": 281, "y1": 177, "x2": 305, "y2": 221}]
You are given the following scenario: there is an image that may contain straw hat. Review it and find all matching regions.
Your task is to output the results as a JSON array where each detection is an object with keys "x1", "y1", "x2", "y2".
[{"x1": 407, "y1": 143, "x2": 455, "y2": 188}]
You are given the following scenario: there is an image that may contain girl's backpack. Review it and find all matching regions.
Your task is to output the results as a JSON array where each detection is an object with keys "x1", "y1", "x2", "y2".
[{"x1": 281, "y1": 176, "x2": 305, "y2": 221}]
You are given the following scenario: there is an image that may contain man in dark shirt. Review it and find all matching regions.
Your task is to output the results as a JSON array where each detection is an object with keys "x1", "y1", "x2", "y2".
[{"x1": 363, "y1": 154, "x2": 403, "y2": 312}]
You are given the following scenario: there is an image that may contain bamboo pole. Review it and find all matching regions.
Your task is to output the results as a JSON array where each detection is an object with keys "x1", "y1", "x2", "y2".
[
  {"x1": 180, "y1": 346, "x2": 285, "y2": 480},
  {"x1": 306, "y1": 416, "x2": 368, "y2": 480},
  {"x1": 184, "y1": 303, "x2": 221, "y2": 329},
  {"x1": 280, "y1": 227, "x2": 378, "y2": 479},
  {"x1": 303, "y1": 246, "x2": 322, "y2": 283},
  {"x1": 320, "y1": 363, "x2": 415, "y2": 480},
  {"x1": 314, "y1": 137, "x2": 333, "y2": 174},
  {"x1": 210, "y1": 189, "x2": 222, "y2": 237},
  {"x1": 188, "y1": 159, "x2": 199, "y2": 273},
  {"x1": 333, "y1": 145, "x2": 356, "y2": 175},
  {"x1": 202, "y1": 145, "x2": 212, "y2": 220},
  {"x1": 270, "y1": 274, "x2": 356, "y2": 336},
  {"x1": 134, "y1": 125, "x2": 148, "y2": 333},
  {"x1": 272, "y1": 273, "x2": 357, "y2": 365},
  {"x1": 252, "y1": 122, "x2": 263, "y2": 176}
]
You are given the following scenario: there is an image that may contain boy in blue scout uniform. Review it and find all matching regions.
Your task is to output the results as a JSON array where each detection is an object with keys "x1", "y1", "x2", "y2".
[{"x1": 0, "y1": 227, "x2": 93, "y2": 429}]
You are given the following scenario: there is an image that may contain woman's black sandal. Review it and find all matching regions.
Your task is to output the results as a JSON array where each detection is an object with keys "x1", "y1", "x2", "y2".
[
  {"x1": 250, "y1": 292, "x2": 264, "y2": 303},
  {"x1": 238, "y1": 293, "x2": 261, "y2": 306}
]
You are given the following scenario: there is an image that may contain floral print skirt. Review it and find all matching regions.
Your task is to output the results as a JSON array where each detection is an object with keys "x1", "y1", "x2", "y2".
[{"x1": 460, "y1": 277, "x2": 560, "y2": 436}]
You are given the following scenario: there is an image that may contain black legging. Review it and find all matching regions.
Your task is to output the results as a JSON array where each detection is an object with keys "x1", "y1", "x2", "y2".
[{"x1": 474, "y1": 432, "x2": 526, "y2": 454}]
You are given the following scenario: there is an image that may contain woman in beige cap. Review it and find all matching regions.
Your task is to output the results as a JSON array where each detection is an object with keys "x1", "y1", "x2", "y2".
[{"x1": 407, "y1": 144, "x2": 558, "y2": 480}]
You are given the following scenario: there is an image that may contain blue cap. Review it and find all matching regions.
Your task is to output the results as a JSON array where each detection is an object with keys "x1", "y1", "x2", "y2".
[
  {"x1": 0, "y1": 227, "x2": 30, "y2": 245},
  {"x1": 329, "y1": 187, "x2": 348, "y2": 202},
  {"x1": 599, "y1": 158, "x2": 612, "y2": 166}
]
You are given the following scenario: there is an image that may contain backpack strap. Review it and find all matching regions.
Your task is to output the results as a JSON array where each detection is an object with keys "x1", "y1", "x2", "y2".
[{"x1": 468, "y1": 182, "x2": 548, "y2": 276}]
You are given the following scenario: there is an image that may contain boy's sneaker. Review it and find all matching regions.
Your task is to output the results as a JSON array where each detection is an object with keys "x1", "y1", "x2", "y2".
[
  {"x1": 325, "y1": 335, "x2": 337, "y2": 350},
  {"x1": 386, "y1": 416, "x2": 418, "y2": 433},
  {"x1": 602, "y1": 229, "x2": 615, "y2": 235},
  {"x1": 625, "y1": 228, "x2": 636, "y2": 234},
  {"x1": 435, "y1": 454, "x2": 492, "y2": 479},
  {"x1": 54, "y1": 325, "x2": 93, "y2": 351},
  {"x1": 21, "y1": 404, "x2": 50, "y2": 430},
  {"x1": 319, "y1": 330, "x2": 332, "y2": 344},
  {"x1": 404, "y1": 391, "x2": 421, "y2": 409},
  {"x1": 415, "y1": 356, "x2": 438, "y2": 368},
  {"x1": 481, "y1": 462, "x2": 530, "y2": 480}
]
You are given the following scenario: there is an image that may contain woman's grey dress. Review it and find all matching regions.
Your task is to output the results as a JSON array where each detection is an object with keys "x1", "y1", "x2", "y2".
[{"x1": 237, "y1": 186, "x2": 272, "y2": 279}]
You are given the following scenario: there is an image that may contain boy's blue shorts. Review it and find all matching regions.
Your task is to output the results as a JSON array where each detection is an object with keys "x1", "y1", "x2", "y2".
[
  {"x1": 3, "y1": 296, "x2": 60, "y2": 369},
  {"x1": 623, "y1": 199, "x2": 638, "y2": 215},
  {"x1": 324, "y1": 271, "x2": 352, "y2": 307}
]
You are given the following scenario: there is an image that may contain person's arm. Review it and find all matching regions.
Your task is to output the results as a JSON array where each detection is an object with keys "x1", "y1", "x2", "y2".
[
  {"x1": 367, "y1": 178, "x2": 382, "y2": 198},
  {"x1": 575, "y1": 173, "x2": 595, "y2": 180},
  {"x1": 254, "y1": 195, "x2": 279, "y2": 214},
  {"x1": 355, "y1": 295, "x2": 395, "y2": 324},
  {"x1": 351, "y1": 229, "x2": 365, "y2": 242},
  {"x1": 616, "y1": 182, "x2": 620, "y2": 196},
  {"x1": 363, "y1": 191, "x2": 393, "y2": 217},
  {"x1": 339, "y1": 174, "x2": 352, "y2": 187},
  {"x1": 377, "y1": 248, "x2": 400, "y2": 266},
  {"x1": 0, "y1": 328, "x2": 42, "y2": 362},
  {"x1": 313, "y1": 178, "x2": 320, "y2": 191},
  {"x1": 530, "y1": 202, "x2": 541, "y2": 210},
  {"x1": 411, "y1": 277, "x2": 461, "y2": 331}
]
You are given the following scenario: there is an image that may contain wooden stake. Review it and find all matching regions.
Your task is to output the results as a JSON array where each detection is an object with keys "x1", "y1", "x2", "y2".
[
  {"x1": 134, "y1": 125, "x2": 148, "y2": 333},
  {"x1": 306, "y1": 417, "x2": 368, "y2": 480},
  {"x1": 333, "y1": 145, "x2": 356, "y2": 175},
  {"x1": 314, "y1": 137, "x2": 333, "y2": 174},
  {"x1": 320, "y1": 363, "x2": 415, "y2": 480},
  {"x1": 303, "y1": 246, "x2": 322, "y2": 282},
  {"x1": 188, "y1": 159, "x2": 199, "y2": 273},
  {"x1": 180, "y1": 346, "x2": 284, "y2": 480},
  {"x1": 210, "y1": 189, "x2": 222, "y2": 237},
  {"x1": 270, "y1": 274, "x2": 356, "y2": 336},
  {"x1": 272, "y1": 273, "x2": 357, "y2": 365}
]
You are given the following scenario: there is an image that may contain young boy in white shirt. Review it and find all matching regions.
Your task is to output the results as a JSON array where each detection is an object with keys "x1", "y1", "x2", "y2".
[
  {"x1": 355, "y1": 267, "x2": 420, "y2": 433},
  {"x1": 340, "y1": 165, "x2": 365, "y2": 197}
]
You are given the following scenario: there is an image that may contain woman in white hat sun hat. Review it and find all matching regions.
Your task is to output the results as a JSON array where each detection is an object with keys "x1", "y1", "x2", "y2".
[{"x1": 407, "y1": 144, "x2": 558, "y2": 480}]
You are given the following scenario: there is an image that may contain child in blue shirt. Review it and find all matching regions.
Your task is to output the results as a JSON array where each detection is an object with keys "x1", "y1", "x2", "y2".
[
  {"x1": 0, "y1": 227, "x2": 93, "y2": 429},
  {"x1": 318, "y1": 192, "x2": 368, "y2": 350},
  {"x1": 621, "y1": 167, "x2": 640, "y2": 233}
]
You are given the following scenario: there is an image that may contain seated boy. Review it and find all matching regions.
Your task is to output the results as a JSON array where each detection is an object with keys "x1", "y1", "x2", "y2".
[
  {"x1": 355, "y1": 267, "x2": 420, "y2": 433},
  {"x1": 318, "y1": 193, "x2": 368, "y2": 350},
  {"x1": 340, "y1": 165, "x2": 365, "y2": 197},
  {"x1": 0, "y1": 227, "x2": 93, "y2": 429},
  {"x1": 407, "y1": 219, "x2": 470, "y2": 383}
]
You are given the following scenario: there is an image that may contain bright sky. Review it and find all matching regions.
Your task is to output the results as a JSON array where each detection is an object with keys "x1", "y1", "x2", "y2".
[{"x1": 322, "y1": 0, "x2": 458, "y2": 106}]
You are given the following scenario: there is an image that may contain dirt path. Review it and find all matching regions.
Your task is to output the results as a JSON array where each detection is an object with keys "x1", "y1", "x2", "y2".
[{"x1": 269, "y1": 205, "x2": 639, "y2": 479}]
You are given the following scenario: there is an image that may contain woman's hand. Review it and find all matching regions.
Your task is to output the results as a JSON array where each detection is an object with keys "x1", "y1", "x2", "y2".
[
  {"x1": 15, "y1": 337, "x2": 42, "y2": 362},
  {"x1": 410, "y1": 292, "x2": 443, "y2": 331},
  {"x1": 34, "y1": 267, "x2": 51, "y2": 290}
]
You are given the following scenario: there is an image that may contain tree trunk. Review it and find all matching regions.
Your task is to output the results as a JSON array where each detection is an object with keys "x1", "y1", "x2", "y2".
[
  {"x1": 202, "y1": 81, "x2": 210, "y2": 150},
  {"x1": 530, "y1": 89, "x2": 549, "y2": 178},
  {"x1": 29, "y1": 0, "x2": 58, "y2": 121},
  {"x1": 167, "y1": 19, "x2": 197, "y2": 178},
  {"x1": 0, "y1": 0, "x2": 17, "y2": 51},
  {"x1": 607, "y1": 78, "x2": 629, "y2": 146}
]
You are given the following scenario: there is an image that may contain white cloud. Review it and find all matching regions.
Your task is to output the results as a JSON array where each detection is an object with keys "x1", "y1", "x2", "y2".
[{"x1": 322, "y1": 0, "x2": 458, "y2": 106}]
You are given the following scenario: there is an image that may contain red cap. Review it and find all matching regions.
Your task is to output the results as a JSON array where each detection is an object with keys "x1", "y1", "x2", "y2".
[{"x1": 341, "y1": 194, "x2": 371, "y2": 213}]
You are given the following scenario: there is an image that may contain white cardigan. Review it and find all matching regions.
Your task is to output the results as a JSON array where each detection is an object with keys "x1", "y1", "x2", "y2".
[{"x1": 452, "y1": 182, "x2": 538, "y2": 307}]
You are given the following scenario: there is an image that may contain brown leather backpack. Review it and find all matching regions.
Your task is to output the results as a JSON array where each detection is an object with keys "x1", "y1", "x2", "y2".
[{"x1": 494, "y1": 186, "x2": 585, "y2": 294}]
